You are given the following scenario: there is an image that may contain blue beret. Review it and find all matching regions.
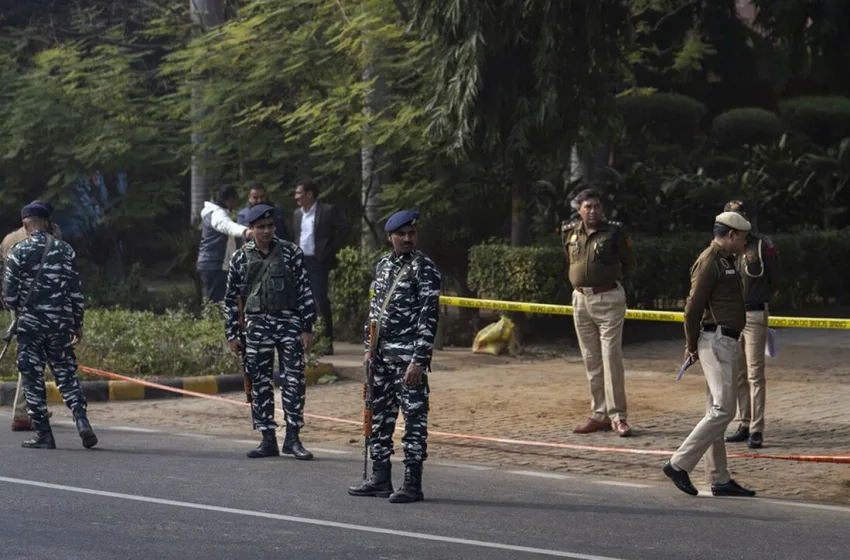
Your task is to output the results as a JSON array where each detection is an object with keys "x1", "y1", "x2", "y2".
[
  {"x1": 384, "y1": 210, "x2": 420, "y2": 233},
  {"x1": 31, "y1": 200, "x2": 54, "y2": 215},
  {"x1": 21, "y1": 203, "x2": 50, "y2": 220},
  {"x1": 244, "y1": 204, "x2": 275, "y2": 226}
]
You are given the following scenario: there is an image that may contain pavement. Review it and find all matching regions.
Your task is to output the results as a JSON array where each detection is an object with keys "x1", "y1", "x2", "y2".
[{"x1": 1, "y1": 411, "x2": 849, "y2": 560}]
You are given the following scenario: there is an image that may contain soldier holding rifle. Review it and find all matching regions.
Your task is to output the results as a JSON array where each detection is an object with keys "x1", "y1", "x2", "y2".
[
  {"x1": 224, "y1": 204, "x2": 316, "y2": 460},
  {"x1": 348, "y1": 210, "x2": 441, "y2": 504}
]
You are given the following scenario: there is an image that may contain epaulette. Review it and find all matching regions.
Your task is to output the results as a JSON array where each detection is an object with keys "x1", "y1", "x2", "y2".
[
  {"x1": 560, "y1": 219, "x2": 579, "y2": 233},
  {"x1": 608, "y1": 220, "x2": 624, "y2": 228}
]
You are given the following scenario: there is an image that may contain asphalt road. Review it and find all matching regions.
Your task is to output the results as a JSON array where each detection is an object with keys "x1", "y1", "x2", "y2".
[{"x1": 1, "y1": 412, "x2": 848, "y2": 560}]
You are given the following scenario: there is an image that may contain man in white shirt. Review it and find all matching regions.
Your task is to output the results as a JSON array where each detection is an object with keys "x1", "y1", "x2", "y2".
[
  {"x1": 293, "y1": 180, "x2": 351, "y2": 354},
  {"x1": 197, "y1": 185, "x2": 252, "y2": 302}
]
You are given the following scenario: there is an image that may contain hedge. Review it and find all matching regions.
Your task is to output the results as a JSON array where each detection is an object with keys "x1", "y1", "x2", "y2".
[
  {"x1": 779, "y1": 96, "x2": 850, "y2": 148},
  {"x1": 0, "y1": 303, "x2": 330, "y2": 381},
  {"x1": 469, "y1": 230, "x2": 850, "y2": 312}
]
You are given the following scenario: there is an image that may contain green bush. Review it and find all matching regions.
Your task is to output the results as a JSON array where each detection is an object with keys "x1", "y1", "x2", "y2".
[
  {"x1": 468, "y1": 230, "x2": 850, "y2": 312},
  {"x1": 616, "y1": 93, "x2": 708, "y2": 146},
  {"x1": 710, "y1": 108, "x2": 784, "y2": 148},
  {"x1": 329, "y1": 246, "x2": 381, "y2": 343},
  {"x1": 780, "y1": 96, "x2": 850, "y2": 148}
]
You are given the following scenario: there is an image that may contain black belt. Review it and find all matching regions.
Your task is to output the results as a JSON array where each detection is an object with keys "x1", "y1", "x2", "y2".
[
  {"x1": 745, "y1": 302, "x2": 766, "y2": 311},
  {"x1": 703, "y1": 324, "x2": 741, "y2": 340}
]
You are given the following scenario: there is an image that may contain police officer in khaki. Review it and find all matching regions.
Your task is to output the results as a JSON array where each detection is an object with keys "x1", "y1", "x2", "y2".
[
  {"x1": 663, "y1": 211, "x2": 756, "y2": 498},
  {"x1": 562, "y1": 189, "x2": 636, "y2": 437},
  {"x1": 722, "y1": 201, "x2": 780, "y2": 449}
]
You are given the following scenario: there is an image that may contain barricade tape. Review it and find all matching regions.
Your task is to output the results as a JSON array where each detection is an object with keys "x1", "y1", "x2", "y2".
[
  {"x1": 78, "y1": 365, "x2": 850, "y2": 464},
  {"x1": 369, "y1": 291, "x2": 850, "y2": 329}
]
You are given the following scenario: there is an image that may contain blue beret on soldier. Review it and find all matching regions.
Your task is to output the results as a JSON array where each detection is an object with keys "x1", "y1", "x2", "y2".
[
  {"x1": 31, "y1": 200, "x2": 54, "y2": 215},
  {"x1": 384, "y1": 210, "x2": 420, "y2": 233},
  {"x1": 245, "y1": 204, "x2": 275, "y2": 226},
  {"x1": 21, "y1": 203, "x2": 50, "y2": 220}
]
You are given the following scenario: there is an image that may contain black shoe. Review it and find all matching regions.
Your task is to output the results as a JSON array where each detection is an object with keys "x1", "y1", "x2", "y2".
[
  {"x1": 388, "y1": 464, "x2": 424, "y2": 503},
  {"x1": 726, "y1": 424, "x2": 750, "y2": 443},
  {"x1": 281, "y1": 426, "x2": 313, "y2": 460},
  {"x1": 348, "y1": 460, "x2": 394, "y2": 497},
  {"x1": 75, "y1": 414, "x2": 98, "y2": 449},
  {"x1": 711, "y1": 479, "x2": 756, "y2": 497},
  {"x1": 662, "y1": 461, "x2": 698, "y2": 496},
  {"x1": 22, "y1": 429, "x2": 56, "y2": 449},
  {"x1": 747, "y1": 432, "x2": 763, "y2": 449},
  {"x1": 247, "y1": 429, "x2": 280, "y2": 458}
]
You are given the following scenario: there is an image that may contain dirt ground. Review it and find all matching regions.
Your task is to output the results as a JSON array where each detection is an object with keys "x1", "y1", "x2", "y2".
[{"x1": 71, "y1": 328, "x2": 850, "y2": 504}]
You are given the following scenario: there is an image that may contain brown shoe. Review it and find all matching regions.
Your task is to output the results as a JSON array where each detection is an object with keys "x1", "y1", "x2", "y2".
[
  {"x1": 11, "y1": 418, "x2": 33, "y2": 432},
  {"x1": 573, "y1": 418, "x2": 612, "y2": 434},
  {"x1": 615, "y1": 421, "x2": 633, "y2": 437}
]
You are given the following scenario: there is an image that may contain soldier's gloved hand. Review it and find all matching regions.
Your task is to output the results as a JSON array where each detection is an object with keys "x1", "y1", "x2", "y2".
[
  {"x1": 71, "y1": 329, "x2": 83, "y2": 346},
  {"x1": 228, "y1": 338, "x2": 243, "y2": 355},
  {"x1": 403, "y1": 363, "x2": 425, "y2": 387},
  {"x1": 300, "y1": 332, "x2": 313, "y2": 353}
]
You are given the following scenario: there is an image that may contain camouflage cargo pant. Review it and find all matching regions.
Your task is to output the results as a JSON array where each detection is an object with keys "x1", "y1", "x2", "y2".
[
  {"x1": 369, "y1": 352, "x2": 429, "y2": 466},
  {"x1": 244, "y1": 313, "x2": 306, "y2": 431},
  {"x1": 17, "y1": 332, "x2": 87, "y2": 431}
]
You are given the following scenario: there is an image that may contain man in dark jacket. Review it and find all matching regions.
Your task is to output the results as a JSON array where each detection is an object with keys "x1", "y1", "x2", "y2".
[{"x1": 293, "y1": 180, "x2": 351, "y2": 353}]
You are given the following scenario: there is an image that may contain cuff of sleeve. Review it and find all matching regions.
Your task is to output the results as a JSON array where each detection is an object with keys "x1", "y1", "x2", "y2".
[
  {"x1": 412, "y1": 356, "x2": 430, "y2": 367},
  {"x1": 302, "y1": 323, "x2": 313, "y2": 334}
]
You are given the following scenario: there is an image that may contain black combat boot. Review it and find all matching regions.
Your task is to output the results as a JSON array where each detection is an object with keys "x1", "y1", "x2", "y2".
[
  {"x1": 726, "y1": 424, "x2": 749, "y2": 443},
  {"x1": 75, "y1": 413, "x2": 98, "y2": 449},
  {"x1": 348, "y1": 460, "x2": 394, "y2": 497},
  {"x1": 281, "y1": 425, "x2": 313, "y2": 460},
  {"x1": 388, "y1": 463, "x2": 424, "y2": 503},
  {"x1": 247, "y1": 429, "x2": 280, "y2": 458},
  {"x1": 22, "y1": 428, "x2": 56, "y2": 449}
]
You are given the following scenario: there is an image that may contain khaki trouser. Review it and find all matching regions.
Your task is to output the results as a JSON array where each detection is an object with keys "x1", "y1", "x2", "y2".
[
  {"x1": 572, "y1": 284, "x2": 628, "y2": 424},
  {"x1": 735, "y1": 309, "x2": 768, "y2": 433},
  {"x1": 670, "y1": 328, "x2": 740, "y2": 485}
]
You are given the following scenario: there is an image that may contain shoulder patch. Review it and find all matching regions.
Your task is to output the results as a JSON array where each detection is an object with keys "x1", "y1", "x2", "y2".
[{"x1": 561, "y1": 219, "x2": 579, "y2": 233}]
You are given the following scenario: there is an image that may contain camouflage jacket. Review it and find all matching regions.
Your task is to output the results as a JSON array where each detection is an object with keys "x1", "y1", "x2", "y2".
[
  {"x1": 2, "y1": 230, "x2": 84, "y2": 336},
  {"x1": 364, "y1": 250, "x2": 441, "y2": 367},
  {"x1": 223, "y1": 237, "x2": 316, "y2": 341}
]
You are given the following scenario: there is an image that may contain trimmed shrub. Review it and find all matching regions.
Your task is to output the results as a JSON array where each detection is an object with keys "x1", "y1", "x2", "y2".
[
  {"x1": 329, "y1": 246, "x2": 382, "y2": 343},
  {"x1": 779, "y1": 96, "x2": 850, "y2": 148},
  {"x1": 616, "y1": 93, "x2": 708, "y2": 146},
  {"x1": 468, "y1": 230, "x2": 850, "y2": 312},
  {"x1": 710, "y1": 108, "x2": 784, "y2": 148}
]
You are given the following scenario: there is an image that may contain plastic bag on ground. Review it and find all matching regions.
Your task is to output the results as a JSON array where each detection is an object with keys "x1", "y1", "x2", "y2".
[{"x1": 472, "y1": 316, "x2": 518, "y2": 356}]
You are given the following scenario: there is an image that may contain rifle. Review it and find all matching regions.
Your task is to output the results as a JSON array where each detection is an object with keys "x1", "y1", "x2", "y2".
[
  {"x1": 361, "y1": 319, "x2": 377, "y2": 481},
  {"x1": 236, "y1": 296, "x2": 252, "y2": 403},
  {"x1": 0, "y1": 316, "x2": 17, "y2": 364}
]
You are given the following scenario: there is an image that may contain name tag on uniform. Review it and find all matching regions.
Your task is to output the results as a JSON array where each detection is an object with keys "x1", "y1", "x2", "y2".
[{"x1": 725, "y1": 269, "x2": 736, "y2": 275}]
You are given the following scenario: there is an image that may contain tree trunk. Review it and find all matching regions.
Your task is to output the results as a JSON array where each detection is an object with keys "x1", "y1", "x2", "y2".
[
  {"x1": 189, "y1": 0, "x2": 225, "y2": 225},
  {"x1": 361, "y1": 58, "x2": 386, "y2": 253},
  {"x1": 510, "y1": 177, "x2": 529, "y2": 246}
]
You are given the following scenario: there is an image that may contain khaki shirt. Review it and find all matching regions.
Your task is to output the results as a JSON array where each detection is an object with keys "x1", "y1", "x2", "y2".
[
  {"x1": 562, "y1": 220, "x2": 636, "y2": 288},
  {"x1": 684, "y1": 242, "x2": 746, "y2": 353},
  {"x1": 1, "y1": 227, "x2": 28, "y2": 262},
  {"x1": 740, "y1": 233, "x2": 780, "y2": 304}
]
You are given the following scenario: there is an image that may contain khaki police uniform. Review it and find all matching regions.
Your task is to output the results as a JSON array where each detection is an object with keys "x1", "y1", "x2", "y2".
[
  {"x1": 669, "y1": 215, "x2": 749, "y2": 484},
  {"x1": 562, "y1": 219, "x2": 636, "y2": 433},
  {"x1": 734, "y1": 232, "x2": 780, "y2": 436}
]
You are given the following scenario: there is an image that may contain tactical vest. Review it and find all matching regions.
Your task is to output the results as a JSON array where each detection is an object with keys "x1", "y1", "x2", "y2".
[{"x1": 241, "y1": 244, "x2": 298, "y2": 314}]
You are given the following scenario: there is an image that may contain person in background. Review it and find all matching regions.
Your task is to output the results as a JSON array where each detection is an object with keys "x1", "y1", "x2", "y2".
[
  {"x1": 198, "y1": 185, "x2": 252, "y2": 303},
  {"x1": 293, "y1": 179, "x2": 352, "y2": 355},
  {"x1": 237, "y1": 182, "x2": 290, "y2": 246}
]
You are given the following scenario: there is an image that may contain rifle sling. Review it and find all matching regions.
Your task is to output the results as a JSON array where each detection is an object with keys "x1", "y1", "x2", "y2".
[{"x1": 372, "y1": 262, "x2": 411, "y2": 352}]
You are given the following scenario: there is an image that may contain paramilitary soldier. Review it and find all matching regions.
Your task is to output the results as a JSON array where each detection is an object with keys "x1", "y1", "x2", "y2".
[
  {"x1": 722, "y1": 200, "x2": 780, "y2": 450},
  {"x1": 224, "y1": 204, "x2": 316, "y2": 460},
  {"x1": 561, "y1": 188, "x2": 637, "y2": 437},
  {"x1": 2, "y1": 202, "x2": 97, "y2": 450},
  {"x1": 348, "y1": 210, "x2": 441, "y2": 504},
  {"x1": 663, "y1": 211, "x2": 756, "y2": 498}
]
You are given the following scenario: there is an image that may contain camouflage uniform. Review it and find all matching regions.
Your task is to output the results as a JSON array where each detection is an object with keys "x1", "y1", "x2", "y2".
[
  {"x1": 224, "y1": 236, "x2": 316, "y2": 458},
  {"x1": 364, "y1": 250, "x2": 441, "y2": 466},
  {"x1": 3, "y1": 229, "x2": 97, "y2": 449}
]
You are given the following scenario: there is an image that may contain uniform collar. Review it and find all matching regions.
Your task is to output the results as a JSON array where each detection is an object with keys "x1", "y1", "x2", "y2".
[
  {"x1": 710, "y1": 240, "x2": 734, "y2": 259},
  {"x1": 390, "y1": 250, "x2": 415, "y2": 263},
  {"x1": 580, "y1": 220, "x2": 611, "y2": 233}
]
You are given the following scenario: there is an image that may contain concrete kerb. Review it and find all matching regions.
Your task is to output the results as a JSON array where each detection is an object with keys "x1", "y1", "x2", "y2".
[{"x1": 0, "y1": 362, "x2": 337, "y2": 405}]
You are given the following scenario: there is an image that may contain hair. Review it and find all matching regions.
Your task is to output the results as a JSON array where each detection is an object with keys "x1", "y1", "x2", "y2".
[
  {"x1": 574, "y1": 188, "x2": 602, "y2": 207},
  {"x1": 248, "y1": 182, "x2": 266, "y2": 193},
  {"x1": 713, "y1": 223, "x2": 733, "y2": 238},
  {"x1": 298, "y1": 179, "x2": 319, "y2": 199},
  {"x1": 215, "y1": 184, "x2": 239, "y2": 204},
  {"x1": 22, "y1": 216, "x2": 50, "y2": 231}
]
